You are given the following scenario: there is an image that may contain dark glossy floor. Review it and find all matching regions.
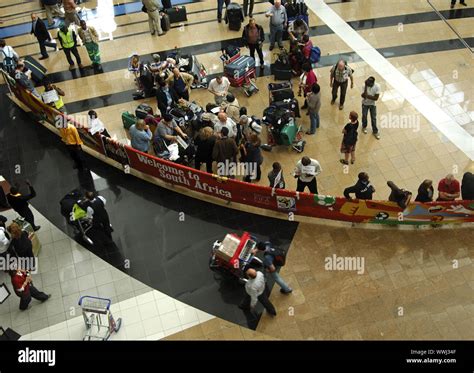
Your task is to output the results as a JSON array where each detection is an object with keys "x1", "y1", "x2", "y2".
[{"x1": 0, "y1": 86, "x2": 298, "y2": 329}]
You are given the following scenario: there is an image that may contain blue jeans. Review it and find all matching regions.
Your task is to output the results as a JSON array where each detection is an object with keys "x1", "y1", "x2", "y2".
[
  {"x1": 269, "y1": 24, "x2": 284, "y2": 47},
  {"x1": 269, "y1": 271, "x2": 292, "y2": 292},
  {"x1": 309, "y1": 112, "x2": 320, "y2": 134},
  {"x1": 362, "y1": 104, "x2": 378, "y2": 133},
  {"x1": 217, "y1": 0, "x2": 230, "y2": 20}
]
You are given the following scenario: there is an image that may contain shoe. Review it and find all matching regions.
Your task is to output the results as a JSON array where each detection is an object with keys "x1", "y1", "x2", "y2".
[
  {"x1": 280, "y1": 288, "x2": 293, "y2": 294},
  {"x1": 269, "y1": 45, "x2": 274, "y2": 51},
  {"x1": 249, "y1": 14, "x2": 253, "y2": 17},
  {"x1": 340, "y1": 159, "x2": 349, "y2": 165},
  {"x1": 278, "y1": 45, "x2": 284, "y2": 49},
  {"x1": 460, "y1": 1, "x2": 467, "y2": 5},
  {"x1": 305, "y1": 131, "x2": 314, "y2": 135},
  {"x1": 39, "y1": 56, "x2": 49, "y2": 60},
  {"x1": 450, "y1": 4, "x2": 454, "y2": 8},
  {"x1": 268, "y1": 311, "x2": 277, "y2": 317},
  {"x1": 238, "y1": 304, "x2": 250, "y2": 311},
  {"x1": 78, "y1": 63, "x2": 84, "y2": 69},
  {"x1": 350, "y1": 160, "x2": 355, "y2": 164},
  {"x1": 260, "y1": 61, "x2": 264, "y2": 66},
  {"x1": 41, "y1": 294, "x2": 51, "y2": 303},
  {"x1": 330, "y1": 99, "x2": 335, "y2": 105},
  {"x1": 217, "y1": 18, "x2": 222, "y2": 23},
  {"x1": 339, "y1": 104, "x2": 344, "y2": 110},
  {"x1": 151, "y1": 32, "x2": 156, "y2": 35},
  {"x1": 69, "y1": 64, "x2": 75, "y2": 70},
  {"x1": 158, "y1": 31, "x2": 165, "y2": 36},
  {"x1": 374, "y1": 132, "x2": 381, "y2": 140},
  {"x1": 301, "y1": 104, "x2": 308, "y2": 109},
  {"x1": 33, "y1": 225, "x2": 41, "y2": 231},
  {"x1": 362, "y1": 127, "x2": 368, "y2": 134}
]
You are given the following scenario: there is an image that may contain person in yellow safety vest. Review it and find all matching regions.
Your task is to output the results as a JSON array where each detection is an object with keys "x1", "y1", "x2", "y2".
[
  {"x1": 57, "y1": 23, "x2": 83, "y2": 70},
  {"x1": 43, "y1": 80, "x2": 67, "y2": 113}
]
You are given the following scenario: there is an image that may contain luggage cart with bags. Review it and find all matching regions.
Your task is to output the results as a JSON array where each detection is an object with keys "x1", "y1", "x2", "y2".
[
  {"x1": 78, "y1": 296, "x2": 122, "y2": 341},
  {"x1": 221, "y1": 47, "x2": 259, "y2": 97},
  {"x1": 60, "y1": 190, "x2": 94, "y2": 246}
]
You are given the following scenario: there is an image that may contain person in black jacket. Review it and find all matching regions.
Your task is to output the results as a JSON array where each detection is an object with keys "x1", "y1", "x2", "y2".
[
  {"x1": 340, "y1": 111, "x2": 359, "y2": 165},
  {"x1": 7, "y1": 181, "x2": 40, "y2": 231},
  {"x1": 242, "y1": 18, "x2": 265, "y2": 67},
  {"x1": 8, "y1": 223, "x2": 34, "y2": 264},
  {"x1": 31, "y1": 13, "x2": 57, "y2": 60},
  {"x1": 415, "y1": 179, "x2": 434, "y2": 203},
  {"x1": 194, "y1": 126, "x2": 216, "y2": 173},
  {"x1": 387, "y1": 181, "x2": 412, "y2": 209},
  {"x1": 461, "y1": 172, "x2": 474, "y2": 200},
  {"x1": 241, "y1": 133, "x2": 263, "y2": 182},
  {"x1": 155, "y1": 79, "x2": 180, "y2": 115},
  {"x1": 344, "y1": 172, "x2": 375, "y2": 200}
]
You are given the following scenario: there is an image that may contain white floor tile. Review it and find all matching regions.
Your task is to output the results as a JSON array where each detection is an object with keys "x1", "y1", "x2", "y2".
[
  {"x1": 138, "y1": 301, "x2": 158, "y2": 321},
  {"x1": 160, "y1": 311, "x2": 182, "y2": 331},
  {"x1": 143, "y1": 316, "x2": 164, "y2": 336},
  {"x1": 156, "y1": 297, "x2": 176, "y2": 315}
]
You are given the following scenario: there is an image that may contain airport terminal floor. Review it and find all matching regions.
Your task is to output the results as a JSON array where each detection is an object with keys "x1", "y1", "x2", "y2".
[{"x1": 0, "y1": 0, "x2": 474, "y2": 344}]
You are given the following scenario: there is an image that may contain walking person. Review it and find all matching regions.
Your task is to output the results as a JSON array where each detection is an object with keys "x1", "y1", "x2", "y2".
[
  {"x1": 77, "y1": 20, "x2": 101, "y2": 69},
  {"x1": 42, "y1": 0, "x2": 65, "y2": 26},
  {"x1": 265, "y1": 0, "x2": 287, "y2": 51},
  {"x1": 63, "y1": 0, "x2": 81, "y2": 26},
  {"x1": 59, "y1": 122, "x2": 87, "y2": 170},
  {"x1": 30, "y1": 13, "x2": 57, "y2": 60},
  {"x1": 217, "y1": 0, "x2": 230, "y2": 23},
  {"x1": 10, "y1": 265, "x2": 50, "y2": 311},
  {"x1": 343, "y1": 172, "x2": 375, "y2": 200},
  {"x1": 340, "y1": 111, "x2": 359, "y2": 165},
  {"x1": 415, "y1": 179, "x2": 434, "y2": 202},
  {"x1": 294, "y1": 156, "x2": 322, "y2": 194},
  {"x1": 361, "y1": 76, "x2": 381, "y2": 139},
  {"x1": 57, "y1": 23, "x2": 83, "y2": 70},
  {"x1": 451, "y1": 0, "x2": 467, "y2": 8},
  {"x1": 330, "y1": 59, "x2": 354, "y2": 110},
  {"x1": 243, "y1": 0, "x2": 255, "y2": 17},
  {"x1": 6, "y1": 181, "x2": 41, "y2": 231},
  {"x1": 142, "y1": 0, "x2": 164, "y2": 36},
  {"x1": 255, "y1": 241, "x2": 292, "y2": 294},
  {"x1": 306, "y1": 83, "x2": 321, "y2": 135},
  {"x1": 194, "y1": 126, "x2": 216, "y2": 173},
  {"x1": 239, "y1": 268, "x2": 277, "y2": 316},
  {"x1": 242, "y1": 18, "x2": 264, "y2": 66},
  {"x1": 0, "y1": 39, "x2": 19, "y2": 74}
]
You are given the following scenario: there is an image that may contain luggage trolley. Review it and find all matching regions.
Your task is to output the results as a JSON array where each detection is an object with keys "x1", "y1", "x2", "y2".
[
  {"x1": 209, "y1": 231, "x2": 262, "y2": 283},
  {"x1": 60, "y1": 190, "x2": 94, "y2": 246},
  {"x1": 221, "y1": 47, "x2": 259, "y2": 97},
  {"x1": 78, "y1": 296, "x2": 122, "y2": 341}
]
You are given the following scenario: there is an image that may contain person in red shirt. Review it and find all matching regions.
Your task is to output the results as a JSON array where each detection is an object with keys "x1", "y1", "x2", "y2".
[
  {"x1": 301, "y1": 34, "x2": 313, "y2": 61},
  {"x1": 10, "y1": 266, "x2": 50, "y2": 310},
  {"x1": 300, "y1": 62, "x2": 317, "y2": 109},
  {"x1": 437, "y1": 174, "x2": 460, "y2": 201}
]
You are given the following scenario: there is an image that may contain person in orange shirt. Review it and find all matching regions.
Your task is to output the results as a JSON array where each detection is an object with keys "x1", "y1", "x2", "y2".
[{"x1": 59, "y1": 122, "x2": 86, "y2": 170}]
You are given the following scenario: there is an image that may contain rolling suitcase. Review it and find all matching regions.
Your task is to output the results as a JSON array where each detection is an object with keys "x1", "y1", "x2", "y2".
[
  {"x1": 122, "y1": 111, "x2": 136, "y2": 129},
  {"x1": 24, "y1": 56, "x2": 47, "y2": 84},
  {"x1": 224, "y1": 55, "x2": 255, "y2": 78},
  {"x1": 272, "y1": 98, "x2": 300, "y2": 117},
  {"x1": 225, "y1": 3, "x2": 244, "y2": 31},
  {"x1": 272, "y1": 61, "x2": 293, "y2": 80},
  {"x1": 280, "y1": 118, "x2": 298, "y2": 145},
  {"x1": 269, "y1": 81, "x2": 294, "y2": 102},
  {"x1": 135, "y1": 103, "x2": 153, "y2": 119},
  {"x1": 161, "y1": 13, "x2": 171, "y2": 32},
  {"x1": 12, "y1": 217, "x2": 41, "y2": 257},
  {"x1": 164, "y1": 6, "x2": 187, "y2": 23}
]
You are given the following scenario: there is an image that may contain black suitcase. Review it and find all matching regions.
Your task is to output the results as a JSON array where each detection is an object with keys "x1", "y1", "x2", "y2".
[
  {"x1": 272, "y1": 98, "x2": 300, "y2": 117},
  {"x1": 269, "y1": 82, "x2": 294, "y2": 102},
  {"x1": 164, "y1": 6, "x2": 187, "y2": 23},
  {"x1": 161, "y1": 13, "x2": 171, "y2": 31},
  {"x1": 135, "y1": 103, "x2": 153, "y2": 119},
  {"x1": 24, "y1": 56, "x2": 47, "y2": 84},
  {"x1": 226, "y1": 3, "x2": 243, "y2": 31},
  {"x1": 272, "y1": 61, "x2": 292, "y2": 81},
  {"x1": 224, "y1": 55, "x2": 255, "y2": 77}
]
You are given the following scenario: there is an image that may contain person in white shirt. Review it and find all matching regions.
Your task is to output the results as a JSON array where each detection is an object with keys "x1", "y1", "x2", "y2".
[
  {"x1": 361, "y1": 76, "x2": 381, "y2": 139},
  {"x1": 239, "y1": 268, "x2": 276, "y2": 316},
  {"x1": 0, "y1": 215, "x2": 11, "y2": 257},
  {"x1": 208, "y1": 75, "x2": 230, "y2": 105},
  {"x1": 213, "y1": 112, "x2": 237, "y2": 138},
  {"x1": 0, "y1": 39, "x2": 19, "y2": 73},
  {"x1": 294, "y1": 156, "x2": 322, "y2": 194},
  {"x1": 87, "y1": 110, "x2": 111, "y2": 137}
]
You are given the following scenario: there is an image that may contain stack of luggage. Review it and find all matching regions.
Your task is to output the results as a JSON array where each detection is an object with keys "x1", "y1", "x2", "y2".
[
  {"x1": 272, "y1": 50, "x2": 292, "y2": 80},
  {"x1": 268, "y1": 81, "x2": 300, "y2": 117}
]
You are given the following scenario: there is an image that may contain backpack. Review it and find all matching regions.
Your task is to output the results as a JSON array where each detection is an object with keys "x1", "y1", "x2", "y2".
[
  {"x1": 1, "y1": 48, "x2": 17, "y2": 75},
  {"x1": 266, "y1": 246, "x2": 287, "y2": 267},
  {"x1": 331, "y1": 60, "x2": 355, "y2": 79},
  {"x1": 309, "y1": 46, "x2": 321, "y2": 64}
]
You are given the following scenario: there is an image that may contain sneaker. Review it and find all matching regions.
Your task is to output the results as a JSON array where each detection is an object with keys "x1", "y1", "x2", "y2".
[
  {"x1": 158, "y1": 32, "x2": 165, "y2": 36},
  {"x1": 460, "y1": 1, "x2": 467, "y2": 5},
  {"x1": 41, "y1": 294, "x2": 51, "y2": 303},
  {"x1": 217, "y1": 18, "x2": 222, "y2": 23},
  {"x1": 339, "y1": 104, "x2": 344, "y2": 110},
  {"x1": 33, "y1": 225, "x2": 41, "y2": 231},
  {"x1": 330, "y1": 99, "x2": 335, "y2": 105},
  {"x1": 305, "y1": 131, "x2": 314, "y2": 135},
  {"x1": 374, "y1": 132, "x2": 381, "y2": 140},
  {"x1": 39, "y1": 56, "x2": 49, "y2": 60},
  {"x1": 340, "y1": 159, "x2": 349, "y2": 165},
  {"x1": 151, "y1": 32, "x2": 156, "y2": 35},
  {"x1": 362, "y1": 127, "x2": 368, "y2": 134},
  {"x1": 350, "y1": 159, "x2": 355, "y2": 164},
  {"x1": 280, "y1": 288, "x2": 293, "y2": 294}
]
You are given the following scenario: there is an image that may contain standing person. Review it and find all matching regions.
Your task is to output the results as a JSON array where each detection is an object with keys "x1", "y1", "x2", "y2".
[
  {"x1": 461, "y1": 172, "x2": 474, "y2": 200},
  {"x1": 343, "y1": 172, "x2": 375, "y2": 200},
  {"x1": 79, "y1": 191, "x2": 114, "y2": 243},
  {"x1": 241, "y1": 133, "x2": 263, "y2": 182},
  {"x1": 30, "y1": 13, "x2": 57, "y2": 60},
  {"x1": 6, "y1": 181, "x2": 41, "y2": 231},
  {"x1": 217, "y1": 0, "x2": 230, "y2": 23},
  {"x1": 242, "y1": 18, "x2": 265, "y2": 66},
  {"x1": 0, "y1": 39, "x2": 19, "y2": 74},
  {"x1": 77, "y1": 20, "x2": 101, "y2": 69},
  {"x1": 243, "y1": 0, "x2": 254, "y2": 17},
  {"x1": 87, "y1": 110, "x2": 111, "y2": 138},
  {"x1": 437, "y1": 174, "x2": 460, "y2": 201},
  {"x1": 42, "y1": 0, "x2": 65, "y2": 26},
  {"x1": 194, "y1": 127, "x2": 216, "y2": 173},
  {"x1": 294, "y1": 156, "x2": 322, "y2": 194},
  {"x1": 212, "y1": 127, "x2": 238, "y2": 178},
  {"x1": 415, "y1": 179, "x2": 434, "y2": 203},
  {"x1": 208, "y1": 75, "x2": 230, "y2": 105},
  {"x1": 306, "y1": 83, "x2": 321, "y2": 135},
  {"x1": 451, "y1": 0, "x2": 467, "y2": 8},
  {"x1": 42, "y1": 80, "x2": 67, "y2": 113},
  {"x1": 63, "y1": 0, "x2": 81, "y2": 26},
  {"x1": 268, "y1": 162, "x2": 285, "y2": 189},
  {"x1": 330, "y1": 59, "x2": 354, "y2": 110},
  {"x1": 299, "y1": 62, "x2": 317, "y2": 109},
  {"x1": 361, "y1": 76, "x2": 381, "y2": 139},
  {"x1": 213, "y1": 112, "x2": 237, "y2": 138},
  {"x1": 129, "y1": 119, "x2": 152, "y2": 153},
  {"x1": 255, "y1": 241, "x2": 292, "y2": 294},
  {"x1": 166, "y1": 68, "x2": 193, "y2": 101},
  {"x1": 142, "y1": 0, "x2": 164, "y2": 36},
  {"x1": 156, "y1": 79, "x2": 180, "y2": 115},
  {"x1": 222, "y1": 93, "x2": 240, "y2": 124},
  {"x1": 10, "y1": 265, "x2": 50, "y2": 311},
  {"x1": 265, "y1": 0, "x2": 287, "y2": 51},
  {"x1": 8, "y1": 223, "x2": 35, "y2": 263},
  {"x1": 59, "y1": 122, "x2": 86, "y2": 170},
  {"x1": 239, "y1": 268, "x2": 277, "y2": 316},
  {"x1": 57, "y1": 23, "x2": 83, "y2": 70},
  {"x1": 340, "y1": 111, "x2": 359, "y2": 165}
]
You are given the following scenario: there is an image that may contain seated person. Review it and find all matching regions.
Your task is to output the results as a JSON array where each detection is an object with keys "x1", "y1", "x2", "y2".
[
  {"x1": 128, "y1": 53, "x2": 140, "y2": 73},
  {"x1": 87, "y1": 110, "x2": 111, "y2": 137},
  {"x1": 288, "y1": 18, "x2": 309, "y2": 43},
  {"x1": 14, "y1": 62, "x2": 40, "y2": 98},
  {"x1": 156, "y1": 79, "x2": 180, "y2": 115},
  {"x1": 213, "y1": 112, "x2": 237, "y2": 138},
  {"x1": 437, "y1": 174, "x2": 460, "y2": 201},
  {"x1": 155, "y1": 113, "x2": 188, "y2": 145},
  {"x1": 461, "y1": 172, "x2": 474, "y2": 200}
]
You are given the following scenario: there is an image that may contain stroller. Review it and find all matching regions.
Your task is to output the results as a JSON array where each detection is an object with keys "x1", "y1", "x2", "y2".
[
  {"x1": 168, "y1": 49, "x2": 208, "y2": 89},
  {"x1": 60, "y1": 190, "x2": 94, "y2": 246},
  {"x1": 221, "y1": 46, "x2": 259, "y2": 97}
]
